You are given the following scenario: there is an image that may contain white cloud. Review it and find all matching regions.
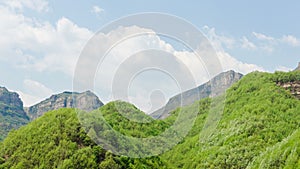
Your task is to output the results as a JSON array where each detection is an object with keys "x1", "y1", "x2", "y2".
[
  {"x1": 201, "y1": 28, "x2": 264, "y2": 73},
  {"x1": 251, "y1": 32, "x2": 276, "y2": 52},
  {"x1": 202, "y1": 25, "x2": 236, "y2": 49},
  {"x1": 252, "y1": 32, "x2": 274, "y2": 41},
  {"x1": 72, "y1": 25, "x2": 264, "y2": 112},
  {"x1": 217, "y1": 51, "x2": 264, "y2": 74},
  {"x1": 276, "y1": 65, "x2": 292, "y2": 72},
  {"x1": 241, "y1": 36, "x2": 256, "y2": 50},
  {"x1": 0, "y1": 3, "x2": 266, "y2": 112},
  {"x1": 88, "y1": 26, "x2": 194, "y2": 107},
  {"x1": 0, "y1": 4, "x2": 93, "y2": 75},
  {"x1": 16, "y1": 90, "x2": 42, "y2": 107},
  {"x1": 27, "y1": 17, "x2": 93, "y2": 75},
  {"x1": 91, "y1": 5, "x2": 104, "y2": 15},
  {"x1": 0, "y1": 0, "x2": 49, "y2": 12},
  {"x1": 281, "y1": 35, "x2": 300, "y2": 47},
  {"x1": 12, "y1": 79, "x2": 53, "y2": 107},
  {"x1": 252, "y1": 32, "x2": 300, "y2": 50},
  {"x1": 261, "y1": 45, "x2": 274, "y2": 53},
  {"x1": 129, "y1": 90, "x2": 168, "y2": 114},
  {"x1": 23, "y1": 79, "x2": 53, "y2": 98}
]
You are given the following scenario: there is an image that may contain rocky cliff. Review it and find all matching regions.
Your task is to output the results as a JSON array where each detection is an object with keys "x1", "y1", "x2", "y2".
[
  {"x1": 294, "y1": 62, "x2": 300, "y2": 71},
  {"x1": 150, "y1": 70, "x2": 243, "y2": 119},
  {"x1": 277, "y1": 62, "x2": 300, "y2": 99},
  {"x1": 278, "y1": 81, "x2": 300, "y2": 99},
  {"x1": 26, "y1": 91, "x2": 104, "y2": 120},
  {"x1": 0, "y1": 87, "x2": 29, "y2": 140}
]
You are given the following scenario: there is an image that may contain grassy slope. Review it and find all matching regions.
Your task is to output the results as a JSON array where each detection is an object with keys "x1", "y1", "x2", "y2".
[
  {"x1": 0, "y1": 107, "x2": 166, "y2": 169},
  {"x1": 161, "y1": 71, "x2": 300, "y2": 169},
  {"x1": 1, "y1": 71, "x2": 300, "y2": 168}
]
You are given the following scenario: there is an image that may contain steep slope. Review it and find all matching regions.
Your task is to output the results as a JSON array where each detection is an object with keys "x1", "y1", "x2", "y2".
[
  {"x1": 26, "y1": 91, "x2": 103, "y2": 120},
  {"x1": 0, "y1": 107, "x2": 166, "y2": 168},
  {"x1": 273, "y1": 71, "x2": 300, "y2": 99},
  {"x1": 248, "y1": 129, "x2": 300, "y2": 168},
  {"x1": 79, "y1": 100, "x2": 171, "y2": 157},
  {"x1": 151, "y1": 70, "x2": 243, "y2": 119},
  {"x1": 160, "y1": 71, "x2": 300, "y2": 168},
  {"x1": 0, "y1": 87, "x2": 29, "y2": 141},
  {"x1": 294, "y1": 62, "x2": 300, "y2": 71},
  {"x1": 1, "y1": 71, "x2": 300, "y2": 168},
  {"x1": 92, "y1": 100, "x2": 168, "y2": 137}
]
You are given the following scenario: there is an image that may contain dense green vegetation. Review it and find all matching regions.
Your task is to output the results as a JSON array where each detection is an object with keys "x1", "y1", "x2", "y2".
[
  {"x1": 78, "y1": 101, "x2": 176, "y2": 157},
  {"x1": 271, "y1": 71, "x2": 300, "y2": 83},
  {"x1": 0, "y1": 104, "x2": 29, "y2": 141},
  {"x1": 1, "y1": 71, "x2": 300, "y2": 168},
  {"x1": 249, "y1": 129, "x2": 300, "y2": 168},
  {"x1": 0, "y1": 108, "x2": 166, "y2": 169},
  {"x1": 92, "y1": 101, "x2": 169, "y2": 138},
  {"x1": 161, "y1": 71, "x2": 300, "y2": 168},
  {"x1": 0, "y1": 87, "x2": 29, "y2": 141}
]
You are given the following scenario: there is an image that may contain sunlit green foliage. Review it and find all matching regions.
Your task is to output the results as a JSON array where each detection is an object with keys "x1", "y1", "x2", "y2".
[
  {"x1": 248, "y1": 129, "x2": 300, "y2": 168},
  {"x1": 161, "y1": 71, "x2": 300, "y2": 168},
  {"x1": 0, "y1": 108, "x2": 166, "y2": 169},
  {"x1": 1, "y1": 71, "x2": 300, "y2": 168},
  {"x1": 0, "y1": 89, "x2": 29, "y2": 141},
  {"x1": 95, "y1": 101, "x2": 169, "y2": 138},
  {"x1": 271, "y1": 71, "x2": 300, "y2": 83}
]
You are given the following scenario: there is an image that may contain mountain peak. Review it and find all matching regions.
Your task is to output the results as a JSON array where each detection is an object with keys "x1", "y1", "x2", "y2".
[
  {"x1": 0, "y1": 86, "x2": 24, "y2": 109},
  {"x1": 294, "y1": 62, "x2": 300, "y2": 71},
  {"x1": 0, "y1": 86, "x2": 8, "y2": 92},
  {"x1": 151, "y1": 70, "x2": 243, "y2": 119},
  {"x1": 27, "y1": 90, "x2": 103, "y2": 120},
  {"x1": 0, "y1": 86, "x2": 29, "y2": 140}
]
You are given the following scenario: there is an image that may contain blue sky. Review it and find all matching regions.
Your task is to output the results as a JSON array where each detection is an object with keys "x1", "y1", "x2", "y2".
[{"x1": 0, "y1": 0, "x2": 299, "y2": 111}]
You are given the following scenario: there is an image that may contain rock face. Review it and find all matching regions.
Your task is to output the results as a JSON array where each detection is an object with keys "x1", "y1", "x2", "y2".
[
  {"x1": 278, "y1": 82, "x2": 300, "y2": 99},
  {"x1": 277, "y1": 62, "x2": 300, "y2": 99},
  {"x1": 294, "y1": 62, "x2": 300, "y2": 71},
  {"x1": 150, "y1": 70, "x2": 243, "y2": 119},
  {"x1": 0, "y1": 87, "x2": 29, "y2": 140},
  {"x1": 26, "y1": 91, "x2": 104, "y2": 120}
]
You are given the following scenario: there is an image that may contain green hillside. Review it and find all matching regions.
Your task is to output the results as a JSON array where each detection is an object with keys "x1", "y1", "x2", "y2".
[
  {"x1": 161, "y1": 71, "x2": 300, "y2": 168},
  {"x1": 0, "y1": 107, "x2": 166, "y2": 169},
  {"x1": 78, "y1": 100, "x2": 173, "y2": 157},
  {"x1": 0, "y1": 87, "x2": 29, "y2": 141},
  {"x1": 0, "y1": 71, "x2": 300, "y2": 168},
  {"x1": 249, "y1": 129, "x2": 300, "y2": 168},
  {"x1": 91, "y1": 100, "x2": 169, "y2": 138}
]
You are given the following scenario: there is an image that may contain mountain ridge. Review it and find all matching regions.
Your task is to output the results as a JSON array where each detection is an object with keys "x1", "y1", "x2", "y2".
[
  {"x1": 294, "y1": 62, "x2": 300, "y2": 71},
  {"x1": 1, "y1": 71, "x2": 300, "y2": 168},
  {"x1": 151, "y1": 70, "x2": 243, "y2": 119},
  {"x1": 26, "y1": 90, "x2": 104, "y2": 120},
  {"x1": 0, "y1": 87, "x2": 29, "y2": 140},
  {"x1": 0, "y1": 88, "x2": 103, "y2": 140}
]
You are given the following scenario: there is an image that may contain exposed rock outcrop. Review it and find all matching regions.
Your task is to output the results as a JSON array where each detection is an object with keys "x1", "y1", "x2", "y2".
[
  {"x1": 0, "y1": 87, "x2": 29, "y2": 140},
  {"x1": 278, "y1": 81, "x2": 300, "y2": 99},
  {"x1": 150, "y1": 70, "x2": 243, "y2": 119},
  {"x1": 294, "y1": 62, "x2": 300, "y2": 71},
  {"x1": 26, "y1": 91, "x2": 104, "y2": 120}
]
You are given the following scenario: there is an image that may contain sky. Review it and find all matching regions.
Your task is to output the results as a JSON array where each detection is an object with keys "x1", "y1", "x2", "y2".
[{"x1": 0, "y1": 0, "x2": 299, "y2": 112}]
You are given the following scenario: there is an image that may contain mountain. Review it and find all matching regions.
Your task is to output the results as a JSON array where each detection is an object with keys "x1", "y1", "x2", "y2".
[
  {"x1": 1, "y1": 71, "x2": 300, "y2": 168},
  {"x1": 249, "y1": 129, "x2": 300, "y2": 168},
  {"x1": 0, "y1": 105, "x2": 166, "y2": 168},
  {"x1": 151, "y1": 70, "x2": 243, "y2": 119},
  {"x1": 274, "y1": 71, "x2": 300, "y2": 99},
  {"x1": 294, "y1": 62, "x2": 300, "y2": 71},
  {"x1": 0, "y1": 87, "x2": 29, "y2": 141},
  {"x1": 26, "y1": 91, "x2": 104, "y2": 120},
  {"x1": 160, "y1": 71, "x2": 300, "y2": 168}
]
